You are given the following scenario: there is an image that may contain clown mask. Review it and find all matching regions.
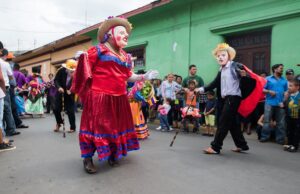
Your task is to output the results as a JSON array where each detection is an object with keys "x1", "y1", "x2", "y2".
[
  {"x1": 216, "y1": 50, "x2": 229, "y2": 66},
  {"x1": 109, "y1": 26, "x2": 128, "y2": 48}
]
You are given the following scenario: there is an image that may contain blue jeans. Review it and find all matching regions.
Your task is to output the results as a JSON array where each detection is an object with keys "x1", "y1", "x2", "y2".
[
  {"x1": 159, "y1": 114, "x2": 170, "y2": 129},
  {"x1": 3, "y1": 90, "x2": 16, "y2": 135},
  {"x1": 261, "y1": 104, "x2": 286, "y2": 144}
]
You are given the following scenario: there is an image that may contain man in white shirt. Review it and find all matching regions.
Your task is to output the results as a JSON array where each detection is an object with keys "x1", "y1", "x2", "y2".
[{"x1": 0, "y1": 49, "x2": 20, "y2": 136}]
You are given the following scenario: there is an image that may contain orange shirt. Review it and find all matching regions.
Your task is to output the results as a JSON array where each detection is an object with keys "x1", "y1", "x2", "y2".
[{"x1": 185, "y1": 89, "x2": 197, "y2": 107}]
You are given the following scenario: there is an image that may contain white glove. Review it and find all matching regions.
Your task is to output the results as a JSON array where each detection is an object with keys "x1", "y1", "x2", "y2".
[
  {"x1": 74, "y1": 51, "x2": 86, "y2": 60},
  {"x1": 195, "y1": 87, "x2": 204, "y2": 93},
  {"x1": 144, "y1": 70, "x2": 159, "y2": 80}
]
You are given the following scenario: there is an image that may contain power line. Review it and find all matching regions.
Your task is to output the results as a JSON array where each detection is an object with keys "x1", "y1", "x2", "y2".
[{"x1": 0, "y1": 28, "x2": 69, "y2": 33}]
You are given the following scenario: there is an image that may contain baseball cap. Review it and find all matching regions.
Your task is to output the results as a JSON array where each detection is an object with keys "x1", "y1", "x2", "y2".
[{"x1": 285, "y1": 69, "x2": 294, "y2": 75}]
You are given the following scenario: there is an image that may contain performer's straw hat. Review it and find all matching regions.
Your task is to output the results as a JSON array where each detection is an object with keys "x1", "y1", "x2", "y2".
[
  {"x1": 62, "y1": 59, "x2": 77, "y2": 71},
  {"x1": 212, "y1": 43, "x2": 236, "y2": 60},
  {"x1": 97, "y1": 16, "x2": 132, "y2": 42}
]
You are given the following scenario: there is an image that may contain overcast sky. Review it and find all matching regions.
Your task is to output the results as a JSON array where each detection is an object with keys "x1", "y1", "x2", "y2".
[{"x1": 0, "y1": 0, "x2": 154, "y2": 52}]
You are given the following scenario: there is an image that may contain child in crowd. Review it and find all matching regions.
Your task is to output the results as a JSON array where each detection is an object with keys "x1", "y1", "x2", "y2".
[
  {"x1": 203, "y1": 90, "x2": 216, "y2": 136},
  {"x1": 256, "y1": 114, "x2": 276, "y2": 140},
  {"x1": 283, "y1": 79, "x2": 300, "y2": 152},
  {"x1": 182, "y1": 80, "x2": 199, "y2": 133},
  {"x1": 156, "y1": 98, "x2": 172, "y2": 132}
]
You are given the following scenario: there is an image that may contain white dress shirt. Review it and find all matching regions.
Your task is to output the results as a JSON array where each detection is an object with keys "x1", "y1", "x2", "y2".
[
  {"x1": 220, "y1": 61, "x2": 241, "y2": 98},
  {"x1": 0, "y1": 58, "x2": 13, "y2": 87}
]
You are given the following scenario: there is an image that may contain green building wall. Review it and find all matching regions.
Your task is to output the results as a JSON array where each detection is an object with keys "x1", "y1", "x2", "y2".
[{"x1": 84, "y1": 0, "x2": 300, "y2": 82}]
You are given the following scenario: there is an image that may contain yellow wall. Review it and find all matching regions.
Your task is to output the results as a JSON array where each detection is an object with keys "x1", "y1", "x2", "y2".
[{"x1": 19, "y1": 41, "x2": 92, "y2": 81}]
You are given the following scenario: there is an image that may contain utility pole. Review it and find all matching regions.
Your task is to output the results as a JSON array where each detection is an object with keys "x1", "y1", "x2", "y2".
[
  {"x1": 34, "y1": 39, "x2": 37, "y2": 49},
  {"x1": 18, "y1": 39, "x2": 20, "y2": 51}
]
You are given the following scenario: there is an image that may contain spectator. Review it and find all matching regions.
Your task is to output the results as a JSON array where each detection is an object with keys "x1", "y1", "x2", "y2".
[
  {"x1": 0, "y1": 49, "x2": 20, "y2": 136},
  {"x1": 182, "y1": 64, "x2": 205, "y2": 125},
  {"x1": 260, "y1": 64, "x2": 288, "y2": 144},
  {"x1": 203, "y1": 90, "x2": 216, "y2": 136},
  {"x1": 0, "y1": 52, "x2": 16, "y2": 151},
  {"x1": 45, "y1": 73, "x2": 56, "y2": 114},
  {"x1": 173, "y1": 75, "x2": 184, "y2": 128},
  {"x1": 6, "y1": 55, "x2": 28, "y2": 128},
  {"x1": 182, "y1": 80, "x2": 199, "y2": 133},
  {"x1": 156, "y1": 98, "x2": 172, "y2": 132},
  {"x1": 13, "y1": 63, "x2": 27, "y2": 89},
  {"x1": 283, "y1": 79, "x2": 300, "y2": 152},
  {"x1": 256, "y1": 114, "x2": 276, "y2": 140},
  {"x1": 285, "y1": 69, "x2": 294, "y2": 84},
  {"x1": 161, "y1": 73, "x2": 181, "y2": 128}
]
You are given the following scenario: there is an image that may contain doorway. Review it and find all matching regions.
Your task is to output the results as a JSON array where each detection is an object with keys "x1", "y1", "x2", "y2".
[{"x1": 226, "y1": 30, "x2": 271, "y2": 74}]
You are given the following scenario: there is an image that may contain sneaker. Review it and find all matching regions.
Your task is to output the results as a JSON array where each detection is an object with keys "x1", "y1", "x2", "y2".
[
  {"x1": 169, "y1": 127, "x2": 174, "y2": 131},
  {"x1": 6, "y1": 131, "x2": 21, "y2": 136},
  {"x1": 156, "y1": 126, "x2": 162, "y2": 130},
  {"x1": 0, "y1": 143, "x2": 16, "y2": 153}
]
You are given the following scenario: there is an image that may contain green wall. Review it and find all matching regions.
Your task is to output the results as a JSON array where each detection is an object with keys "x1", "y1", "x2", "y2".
[{"x1": 84, "y1": 0, "x2": 300, "y2": 82}]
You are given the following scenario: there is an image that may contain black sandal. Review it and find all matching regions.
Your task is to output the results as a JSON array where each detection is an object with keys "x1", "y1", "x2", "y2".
[
  {"x1": 83, "y1": 158, "x2": 97, "y2": 174},
  {"x1": 108, "y1": 156, "x2": 119, "y2": 167}
]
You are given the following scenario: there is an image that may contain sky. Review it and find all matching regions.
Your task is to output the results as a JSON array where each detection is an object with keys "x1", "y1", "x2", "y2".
[{"x1": 0, "y1": 0, "x2": 154, "y2": 52}]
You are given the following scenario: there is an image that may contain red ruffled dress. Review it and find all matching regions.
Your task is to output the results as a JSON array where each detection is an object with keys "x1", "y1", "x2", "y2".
[{"x1": 73, "y1": 44, "x2": 140, "y2": 161}]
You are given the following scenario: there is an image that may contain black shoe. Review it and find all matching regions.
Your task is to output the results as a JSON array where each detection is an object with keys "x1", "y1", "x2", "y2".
[
  {"x1": 83, "y1": 158, "x2": 97, "y2": 174},
  {"x1": 0, "y1": 143, "x2": 16, "y2": 152},
  {"x1": 192, "y1": 128, "x2": 199, "y2": 133},
  {"x1": 7, "y1": 131, "x2": 21, "y2": 136},
  {"x1": 259, "y1": 138, "x2": 268, "y2": 143},
  {"x1": 17, "y1": 124, "x2": 29, "y2": 129}
]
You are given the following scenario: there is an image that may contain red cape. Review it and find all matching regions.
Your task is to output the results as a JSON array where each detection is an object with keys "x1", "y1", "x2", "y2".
[{"x1": 238, "y1": 65, "x2": 266, "y2": 117}]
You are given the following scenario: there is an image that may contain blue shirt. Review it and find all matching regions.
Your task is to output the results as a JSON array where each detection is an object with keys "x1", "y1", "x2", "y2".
[
  {"x1": 264, "y1": 75, "x2": 288, "y2": 106},
  {"x1": 205, "y1": 99, "x2": 216, "y2": 114}
]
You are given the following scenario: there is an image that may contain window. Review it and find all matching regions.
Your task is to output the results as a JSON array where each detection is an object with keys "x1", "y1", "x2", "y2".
[
  {"x1": 32, "y1": 65, "x2": 41, "y2": 74},
  {"x1": 126, "y1": 46, "x2": 146, "y2": 70}
]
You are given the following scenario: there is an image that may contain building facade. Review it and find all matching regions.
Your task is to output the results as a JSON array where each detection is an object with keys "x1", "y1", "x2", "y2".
[
  {"x1": 14, "y1": 35, "x2": 91, "y2": 81},
  {"x1": 78, "y1": 0, "x2": 300, "y2": 82}
]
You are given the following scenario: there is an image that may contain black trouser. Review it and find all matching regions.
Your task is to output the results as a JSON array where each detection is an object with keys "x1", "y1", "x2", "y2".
[
  {"x1": 287, "y1": 117, "x2": 300, "y2": 149},
  {"x1": 46, "y1": 95, "x2": 55, "y2": 113},
  {"x1": 167, "y1": 100, "x2": 175, "y2": 126},
  {"x1": 199, "y1": 102, "x2": 206, "y2": 125},
  {"x1": 53, "y1": 93, "x2": 76, "y2": 130},
  {"x1": 211, "y1": 96, "x2": 248, "y2": 152},
  {"x1": 10, "y1": 87, "x2": 22, "y2": 127}
]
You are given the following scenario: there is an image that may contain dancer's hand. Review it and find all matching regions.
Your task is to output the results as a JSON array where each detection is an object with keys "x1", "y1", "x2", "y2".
[
  {"x1": 144, "y1": 70, "x2": 159, "y2": 80},
  {"x1": 240, "y1": 70, "x2": 247, "y2": 77},
  {"x1": 58, "y1": 87, "x2": 64, "y2": 93},
  {"x1": 66, "y1": 90, "x2": 71, "y2": 95},
  {"x1": 195, "y1": 87, "x2": 204, "y2": 93}
]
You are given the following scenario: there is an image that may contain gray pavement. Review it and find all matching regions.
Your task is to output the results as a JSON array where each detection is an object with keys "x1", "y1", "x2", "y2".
[{"x1": 0, "y1": 113, "x2": 299, "y2": 194}]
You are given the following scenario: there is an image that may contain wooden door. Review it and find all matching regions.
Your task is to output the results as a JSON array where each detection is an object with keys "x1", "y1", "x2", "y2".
[{"x1": 226, "y1": 30, "x2": 271, "y2": 74}]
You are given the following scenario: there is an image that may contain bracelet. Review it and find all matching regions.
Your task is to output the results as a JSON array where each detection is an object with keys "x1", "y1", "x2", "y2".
[{"x1": 141, "y1": 75, "x2": 145, "y2": 81}]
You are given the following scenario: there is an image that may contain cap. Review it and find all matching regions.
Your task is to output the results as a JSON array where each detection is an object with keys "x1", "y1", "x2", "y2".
[{"x1": 285, "y1": 69, "x2": 294, "y2": 75}]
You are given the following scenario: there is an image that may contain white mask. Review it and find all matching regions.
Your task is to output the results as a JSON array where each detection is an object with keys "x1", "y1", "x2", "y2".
[{"x1": 108, "y1": 26, "x2": 128, "y2": 48}]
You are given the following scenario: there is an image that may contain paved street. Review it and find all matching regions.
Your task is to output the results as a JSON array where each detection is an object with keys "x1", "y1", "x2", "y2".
[{"x1": 0, "y1": 113, "x2": 299, "y2": 194}]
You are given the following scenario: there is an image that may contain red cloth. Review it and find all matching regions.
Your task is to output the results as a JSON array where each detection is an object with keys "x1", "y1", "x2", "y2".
[
  {"x1": 79, "y1": 92, "x2": 139, "y2": 160},
  {"x1": 73, "y1": 44, "x2": 139, "y2": 161},
  {"x1": 238, "y1": 65, "x2": 267, "y2": 117},
  {"x1": 71, "y1": 53, "x2": 92, "y2": 100},
  {"x1": 89, "y1": 45, "x2": 132, "y2": 96}
]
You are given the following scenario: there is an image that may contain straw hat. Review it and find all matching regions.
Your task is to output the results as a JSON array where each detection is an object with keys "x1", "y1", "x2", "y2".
[
  {"x1": 97, "y1": 17, "x2": 132, "y2": 42},
  {"x1": 62, "y1": 59, "x2": 77, "y2": 71},
  {"x1": 212, "y1": 43, "x2": 236, "y2": 60},
  {"x1": 7, "y1": 52, "x2": 15, "y2": 59}
]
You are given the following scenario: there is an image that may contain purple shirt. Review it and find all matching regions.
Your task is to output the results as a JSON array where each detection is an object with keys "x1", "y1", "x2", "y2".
[{"x1": 13, "y1": 70, "x2": 27, "y2": 88}]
